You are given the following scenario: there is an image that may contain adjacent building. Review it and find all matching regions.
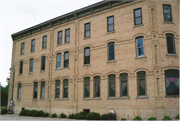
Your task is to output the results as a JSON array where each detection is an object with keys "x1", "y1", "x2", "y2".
[{"x1": 9, "y1": 0, "x2": 179, "y2": 119}]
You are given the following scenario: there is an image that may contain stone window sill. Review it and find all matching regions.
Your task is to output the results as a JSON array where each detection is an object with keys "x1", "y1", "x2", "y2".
[
  {"x1": 30, "y1": 51, "x2": 35, "y2": 53},
  {"x1": 83, "y1": 64, "x2": 91, "y2": 66},
  {"x1": 17, "y1": 98, "x2": 21, "y2": 101},
  {"x1": 166, "y1": 54, "x2": 177, "y2": 57},
  {"x1": 54, "y1": 98, "x2": 69, "y2": 100},
  {"x1": 119, "y1": 96, "x2": 130, "y2": 99},
  {"x1": 32, "y1": 98, "x2": 38, "y2": 101},
  {"x1": 64, "y1": 42, "x2": 70, "y2": 44},
  {"x1": 133, "y1": 24, "x2": 144, "y2": 28},
  {"x1": 165, "y1": 95, "x2": 179, "y2": 98},
  {"x1": 163, "y1": 21, "x2": 174, "y2": 24},
  {"x1": 39, "y1": 99, "x2": 45, "y2": 101},
  {"x1": 29, "y1": 72, "x2": 33, "y2": 74},
  {"x1": 83, "y1": 37, "x2": 91, "y2": 40},
  {"x1": 55, "y1": 67, "x2": 69, "y2": 71},
  {"x1": 135, "y1": 55, "x2": 146, "y2": 59},
  {"x1": 41, "y1": 48, "x2": 47, "y2": 50},
  {"x1": 106, "y1": 31, "x2": 115, "y2": 34},
  {"x1": 56, "y1": 44, "x2": 62, "y2": 46},
  {"x1": 20, "y1": 53, "x2": 24, "y2": 56},
  {"x1": 18, "y1": 74, "x2": 23, "y2": 76},
  {"x1": 83, "y1": 98, "x2": 102, "y2": 100},
  {"x1": 40, "y1": 70, "x2": 45, "y2": 73},
  {"x1": 107, "y1": 97, "x2": 130, "y2": 100},
  {"x1": 136, "y1": 96, "x2": 148, "y2": 99},
  {"x1": 107, "y1": 60, "x2": 116, "y2": 63}
]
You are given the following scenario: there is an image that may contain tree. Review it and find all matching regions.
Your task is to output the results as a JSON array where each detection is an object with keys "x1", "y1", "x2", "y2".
[{"x1": 1, "y1": 77, "x2": 9, "y2": 106}]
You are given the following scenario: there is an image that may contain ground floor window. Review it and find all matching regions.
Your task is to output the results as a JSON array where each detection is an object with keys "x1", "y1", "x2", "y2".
[{"x1": 165, "y1": 69, "x2": 179, "y2": 96}]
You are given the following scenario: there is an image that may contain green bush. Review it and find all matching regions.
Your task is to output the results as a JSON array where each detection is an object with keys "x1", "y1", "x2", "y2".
[
  {"x1": 86, "y1": 112, "x2": 101, "y2": 120},
  {"x1": 162, "y1": 116, "x2": 171, "y2": 120},
  {"x1": 101, "y1": 113, "x2": 116, "y2": 120},
  {"x1": 42, "y1": 113, "x2": 50, "y2": 117},
  {"x1": 51, "y1": 113, "x2": 57, "y2": 118},
  {"x1": 77, "y1": 111, "x2": 87, "y2": 119},
  {"x1": 68, "y1": 113, "x2": 75, "y2": 119},
  {"x1": 74, "y1": 113, "x2": 80, "y2": 119},
  {"x1": 1, "y1": 109, "x2": 7, "y2": 115},
  {"x1": 32, "y1": 111, "x2": 44, "y2": 117},
  {"x1": 19, "y1": 109, "x2": 29, "y2": 116},
  {"x1": 60, "y1": 113, "x2": 67, "y2": 118},
  {"x1": 26, "y1": 110, "x2": 36, "y2": 116},
  {"x1": 148, "y1": 117, "x2": 157, "y2": 120},
  {"x1": 133, "y1": 116, "x2": 142, "y2": 120},
  {"x1": 175, "y1": 114, "x2": 179, "y2": 119},
  {"x1": 121, "y1": 118, "x2": 126, "y2": 120}
]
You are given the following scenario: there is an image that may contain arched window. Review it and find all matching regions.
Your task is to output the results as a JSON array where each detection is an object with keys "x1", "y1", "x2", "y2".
[
  {"x1": 108, "y1": 74, "x2": 116, "y2": 97},
  {"x1": 84, "y1": 47, "x2": 90, "y2": 64},
  {"x1": 137, "y1": 71, "x2": 146, "y2": 96},
  {"x1": 165, "y1": 69, "x2": 179, "y2": 96},
  {"x1": 57, "y1": 53, "x2": 61, "y2": 68},
  {"x1": 166, "y1": 34, "x2": 176, "y2": 54},
  {"x1": 84, "y1": 77, "x2": 90, "y2": 98},
  {"x1": 30, "y1": 59, "x2": 34, "y2": 73},
  {"x1": 17, "y1": 83, "x2": 21, "y2": 99},
  {"x1": 64, "y1": 52, "x2": 69, "y2": 67},
  {"x1": 108, "y1": 42, "x2": 115, "y2": 61},
  {"x1": 63, "y1": 79, "x2": 68, "y2": 98},
  {"x1": 94, "y1": 76, "x2": 100, "y2": 97},
  {"x1": 55, "y1": 80, "x2": 60, "y2": 98},
  {"x1": 19, "y1": 61, "x2": 23, "y2": 74},
  {"x1": 41, "y1": 81, "x2": 45, "y2": 99},
  {"x1": 120, "y1": 73, "x2": 128, "y2": 97},
  {"x1": 136, "y1": 36, "x2": 144, "y2": 57},
  {"x1": 33, "y1": 82, "x2": 38, "y2": 99},
  {"x1": 41, "y1": 56, "x2": 46, "y2": 71}
]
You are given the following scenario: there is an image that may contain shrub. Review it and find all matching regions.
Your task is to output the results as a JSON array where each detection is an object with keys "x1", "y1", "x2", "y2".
[
  {"x1": 1, "y1": 109, "x2": 7, "y2": 115},
  {"x1": 19, "y1": 109, "x2": 29, "y2": 116},
  {"x1": 32, "y1": 111, "x2": 44, "y2": 117},
  {"x1": 121, "y1": 118, "x2": 126, "y2": 120},
  {"x1": 43, "y1": 113, "x2": 50, "y2": 117},
  {"x1": 74, "y1": 113, "x2": 80, "y2": 119},
  {"x1": 162, "y1": 116, "x2": 171, "y2": 120},
  {"x1": 133, "y1": 116, "x2": 142, "y2": 120},
  {"x1": 68, "y1": 113, "x2": 75, "y2": 119},
  {"x1": 175, "y1": 114, "x2": 179, "y2": 119},
  {"x1": 77, "y1": 111, "x2": 87, "y2": 119},
  {"x1": 148, "y1": 117, "x2": 157, "y2": 120},
  {"x1": 86, "y1": 112, "x2": 101, "y2": 120},
  {"x1": 51, "y1": 113, "x2": 57, "y2": 118},
  {"x1": 60, "y1": 113, "x2": 67, "y2": 118},
  {"x1": 26, "y1": 110, "x2": 36, "y2": 116},
  {"x1": 101, "y1": 113, "x2": 116, "y2": 120}
]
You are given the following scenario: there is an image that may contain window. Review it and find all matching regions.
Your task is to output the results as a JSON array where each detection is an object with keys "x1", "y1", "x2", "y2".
[
  {"x1": 41, "y1": 81, "x2": 45, "y2": 99},
  {"x1": 33, "y1": 82, "x2": 38, "y2": 99},
  {"x1": 63, "y1": 79, "x2": 68, "y2": 98},
  {"x1": 19, "y1": 61, "x2": 23, "y2": 74},
  {"x1": 163, "y1": 5, "x2": 172, "y2": 22},
  {"x1": 41, "y1": 56, "x2": 46, "y2": 71},
  {"x1": 57, "y1": 53, "x2": 61, "y2": 68},
  {"x1": 64, "y1": 52, "x2": 69, "y2": 67},
  {"x1": 165, "y1": 69, "x2": 179, "y2": 96},
  {"x1": 31, "y1": 39, "x2": 35, "y2": 52},
  {"x1": 84, "y1": 47, "x2": 90, "y2": 64},
  {"x1": 65, "y1": 29, "x2": 70, "y2": 43},
  {"x1": 137, "y1": 71, "x2": 146, "y2": 96},
  {"x1": 17, "y1": 83, "x2": 21, "y2": 99},
  {"x1": 136, "y1": 37, "x2": 144, "y2": 57},
  {"x1": 134, "y1": 8, "x2": 142, "y2": 25},
  {"x1": 57, "y1": 31, "x2": 62, "y2": 44},
  {"x1": 120, "y1": 73, "x2": 128, "y2": 96},
  {"x1": 84, "y1": 23, "x2": 90, "y2": 38},
  {"x1": 107, "y1": 16, "x2": 114, "y2": 32},
  {"x1": 30, "y1": 59, "x2": 34, "y2": 73},
  {"x1": 84, "y1": 77, "x2": 90, "y2": 98},
  {"x1": 55, "y1": 80, "x2": 60, "y2": 98},
  {"x1": 108, "y1": 74, "x2": 116, "y2": 97},
  {"x1": 94, "y1": 76, "x2": 100, "y2": 97},
  {"x1": 108, "y1": 42, "x2": 115, "y2": 60},
  {"x1": 21, "y1": 43, "x2": 25, "y2": 54},
  {"x1": 166, "y1": 34, "x2": 176, "y2": 54},
  {"x1": 42, "y1": 36, "x2": 47, "y2": 48}
]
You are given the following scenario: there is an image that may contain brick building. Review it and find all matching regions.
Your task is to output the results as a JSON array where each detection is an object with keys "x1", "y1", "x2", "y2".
[{"x1": 9, "y1": 0, "x2": 179, "y2": 119}]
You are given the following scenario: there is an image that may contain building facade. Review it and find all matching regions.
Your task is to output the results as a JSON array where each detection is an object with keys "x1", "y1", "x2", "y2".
[{"x1": 9, "y1": 0, "x2": 179, "y2": 120}]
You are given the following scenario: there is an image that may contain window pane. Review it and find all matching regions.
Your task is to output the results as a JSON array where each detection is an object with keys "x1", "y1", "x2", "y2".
[
  {"x1": 139, "y1": 79, "x2": 145, "y2": 95},
  {"x1": 109, "y1": 52, "x2": 115, "y2": 60},
  {"x1": 18, "y1": 84, "x2": 21, "y2": 98},
  {"x1": 135, "y1": 9, "x2": 141, "y2": 17},
  {"x1": 108, "y1": 24, "x2": 114, "y2": 31},
  {"x1": 109, "y1": 75, "x2": 115, "y2": 97},
  {"x1": 94, "y1": 76, "x2": 100, "y2": 97},
  {"x1": 34, "y1": 82, "x2": 38, "y2": 98},
  {"x1": 137, "y1": 39, "x2": 143, "y2": 47},
  {"x1": 108, "y1": 17, "x2": 113, "y2": 24},
  {"x1": 30, "y1": 60, "x2": 33, "y2": 72},
  {"x1": 137, "y1": 48, "x2": 144, "y2": 56},
  {"x1": 85, "y1": 48, "x2": 90, "y2": 56},
  {"x1": 163, "y1": 6, "x2": 170, "y2": 13},
  {"x1": 56, "y1": 80, "x2": 60, "y2": 98},
  {"x1": 85, "y1": 31, "x2": 90, "y2": 37},
  {"x1": 167, "y1": 36, "x2": 174, "y2": 54},
  {"x1": 41, "y1": 82, "x2": 45, "y2": 98},
  {"x1": 63, "y1": 80, "x2": 68, "y2": 98},
  {"x1": 122, "y1": 81, "x2": 127, "y2": 96},
  {"x1": 42, "y1": 57, "x2": 45, "y2": 70},
  {"x1": 109, "y1": 44, "x2": 114, "y2": 52},
  {"x1": 66, "y1": 29, "x2": 70, "y2": 35},
  {"x1": 84, "y1": 78, "x2": 90, "y2": 97},
  {"x1": 32, "y1": 40, "x2": 35, "y2": 45},
  {"x1": 85, "y1": 23, "x2": 90, "y2": 30},
  {"x1": 85, "y1": 56, "x2": 90, "y2": 64},
  {"x1": 165, "y1": 70, "x2": 179, "y2": 95},
  {"x1": 57, "y1": 54, "x2": 61, "y2": 61},
  {"x1": 65, "y1": 36, "x2": 70, "y2": 42},
  {"x1": 58, "y1": 31, "x2": 62, "y2": 37},
  {"x1": 164, "y1": 13, "x2": 171, "y2": 21},
  {"x1": 135, "y1": 17, "x2": 142, "y2": 25},
  {"x1": 64, "y1": 60, "x2": 69, "y2": 67},
  {"x1": 64, "y1": 52, "x2": 69, "y2": 60}
]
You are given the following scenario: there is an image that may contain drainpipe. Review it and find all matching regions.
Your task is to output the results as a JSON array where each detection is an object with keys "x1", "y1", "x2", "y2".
[{"x1": 9, "y1": 67, "x2": 15, "y2": 105}]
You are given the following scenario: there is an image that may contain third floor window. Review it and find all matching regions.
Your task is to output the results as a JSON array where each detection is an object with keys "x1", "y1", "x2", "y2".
[
  {"x1": 163, "y1": 5, "x2": 172, "y2": 22},
  {"x1": 57, "y1": 31, "x2": 62, "y2": 44},
  {"x1": 84, "y1": 23, "x2": 90, "y2": 38},
  {"x1": 107, "y1": 16, "x2": 114, "y2": 32},
  {"x1": 21, "y1": 43, "x2": 24, "y2": 54},
  {"x1": 31, "y1": 39, "x2": 35, "y2": 52},
  {"x1": 42, "y1": 36, "x2": 47, "y2": 48},
  {"x1": 134, "y1": 8, "x2": 142, "y2": 25},
  {"x1": 65, "y1": 29, "x2": 70, "y2": 43}
]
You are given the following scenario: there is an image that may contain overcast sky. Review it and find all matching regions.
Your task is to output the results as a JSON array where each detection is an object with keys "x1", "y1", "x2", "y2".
[{"x1": 0, "y1": 0, "x2": 101, "y2": 87}]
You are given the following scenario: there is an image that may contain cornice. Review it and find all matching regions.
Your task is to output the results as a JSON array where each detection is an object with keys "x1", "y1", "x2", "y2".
[{"x1": 11, "y1": 0, "x2": 136, "y2": 41}]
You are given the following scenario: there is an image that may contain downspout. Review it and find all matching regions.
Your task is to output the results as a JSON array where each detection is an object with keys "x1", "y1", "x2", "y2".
[{"x1": 9, "y1": 67, "x2": 15, "y2": 108}]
